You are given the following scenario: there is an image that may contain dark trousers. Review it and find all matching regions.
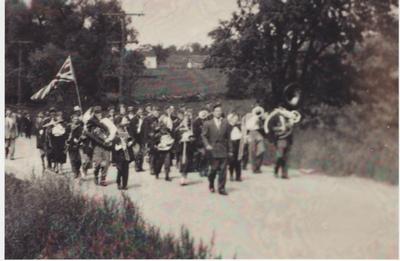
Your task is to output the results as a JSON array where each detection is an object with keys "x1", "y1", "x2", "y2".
[
  {"x1": 252, "y1": 154, "x2": 263, "y2": 173},
  {"x1": 229, "y1": 140, "x2": 241, "y2": 180},
  {"x1": 208, "y1": 158, "x2": 227, "y2": 191},
  {"x1": 116, "y1": 161, "x2": 130, "y2": 188},
  {"x1": 154, "y1": 150, "x2": 171, "y2": 179},
  {"x1": 228, "y1": 158, "x2": 241, "y2": 180},
  {"x1": 242, "y1": 144, "x2": 249, "y2": 170},
  {"x1": 68, "y1": 149, "x2": 81, "y2": 177},
  {"x1": 179, "y1": 143, "x2": 194, "y2": 177},
  {"x1": 274, "y1": 139, "x2": 290, "y2": 178},
  {"x1": 195, "y1": 148, "x2": 209, "y2": 177},
  {"x1": 135, "y1": 144, "x2": 144, "y2": 171}
]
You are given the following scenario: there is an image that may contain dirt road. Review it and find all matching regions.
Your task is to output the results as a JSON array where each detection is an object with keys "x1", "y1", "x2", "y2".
[{"x1": 5, "y1": 137, "x2": 398, "y2": 258}]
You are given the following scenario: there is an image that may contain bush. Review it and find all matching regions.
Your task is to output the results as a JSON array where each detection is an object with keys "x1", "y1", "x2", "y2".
[{"x1": 5, "y1": 174, "x2": 217, "y2": 259}]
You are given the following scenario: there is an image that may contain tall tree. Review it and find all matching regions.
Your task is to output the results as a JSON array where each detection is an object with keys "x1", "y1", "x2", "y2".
[{"x1": 207, "y1": 0, "x2": 396, "y2": 109}]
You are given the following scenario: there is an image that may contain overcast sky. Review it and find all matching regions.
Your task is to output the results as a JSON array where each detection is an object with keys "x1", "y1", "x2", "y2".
[
  {"x1": 22, "y1": 0, "x2": 238, "y2": 47},
  {"x1": 121, "y1": 0, "x2": 238, "y2": 47}
]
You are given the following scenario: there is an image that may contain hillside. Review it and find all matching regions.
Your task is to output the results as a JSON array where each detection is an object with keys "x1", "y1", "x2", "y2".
[{"x1": 132, "y1": 68, "x2": 227, "y2": 101}]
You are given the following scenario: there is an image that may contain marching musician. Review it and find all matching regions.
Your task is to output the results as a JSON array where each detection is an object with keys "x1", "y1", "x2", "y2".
[
  {"x1": 73, "y1": 106, "x2": 82, "y2": 120},
  {"x1": 107, "y1": 105, "x2": 116, "y2": 123},
  {"x1": 266, "y1": 108, "x2": 296, "y2": 179},
  {"x1": 127, "y1": 106, "x2": 135, "y2": 121},
  {"x1": 112, "y1": 116, "x2": 135, "y2": 190},
  {"x1": 247, "y1": 105, "x2": 266, "y2": 174},
  {"x1": 153, "y1": 114, "x2": 174, "y2": 181},
  {"x1": 86, "y1": 106, "x2": 116, "y2": 186},
  {"x1": 67, "y1": 114, "x2": 83, "y2": 178},
  {"x1": 43, "y1": 107, "x2": 58, "y2": 170},
  {"x1": 201, "y1": 103, "x2": 232, "y2": 195},
  {"x1": 177, "y1": 109, "x2": 195, "y2": 186},
  {"x1": 145, "y1": 106, "x2": 160, "y2": 175},
  {"x1": 128, "y1": 107, "x2": 146, "y2": 172},
  {"x1": 48, "y1": 111, "x2": 68, "y2": 173},
  {"x1": 227, "y1": 112, "x2": 243, "y2": 182},
  {"x1": 193, "y1": 109, "x2": 209, "y2": 177},
  {"x1": 35, "y1": 112, "x2": 47, "y2": 169}
]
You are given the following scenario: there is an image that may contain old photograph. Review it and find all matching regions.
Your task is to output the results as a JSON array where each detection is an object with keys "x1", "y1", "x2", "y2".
[{"x1": 3, "y1": 0, "x2": 399, "y2": 259}]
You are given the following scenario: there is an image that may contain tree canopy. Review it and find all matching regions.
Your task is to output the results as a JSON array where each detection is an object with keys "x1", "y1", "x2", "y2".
[
  {"x1": 207, "y1": 0, "x2": 397, "y2": 109},
  {"x1": 5, "y1": 0, "x2": 144, "y2": 105}
]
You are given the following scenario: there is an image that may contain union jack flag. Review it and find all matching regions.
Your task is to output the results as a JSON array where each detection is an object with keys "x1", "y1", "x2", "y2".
[{"x1": 31, "y1": 56, "x2": 76, "y2": 100}]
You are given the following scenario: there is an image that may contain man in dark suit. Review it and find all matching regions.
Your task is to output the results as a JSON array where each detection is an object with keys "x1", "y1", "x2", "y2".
[
  {"x1": 201, "y1": 104, "x2": 232, "y2": 195},
  {"x1": 128, "y1": 107, "x2": 146, "y2": 171}
]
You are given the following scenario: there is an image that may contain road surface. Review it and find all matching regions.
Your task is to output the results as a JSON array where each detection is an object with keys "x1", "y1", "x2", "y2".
[{"x1": 5, "y1": 137, "x2": 399, "y2": 258}]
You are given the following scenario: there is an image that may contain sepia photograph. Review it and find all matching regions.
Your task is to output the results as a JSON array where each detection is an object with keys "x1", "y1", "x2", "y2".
[{"x1": 3, "y1": 0, "x2": 399, "y2": 259}]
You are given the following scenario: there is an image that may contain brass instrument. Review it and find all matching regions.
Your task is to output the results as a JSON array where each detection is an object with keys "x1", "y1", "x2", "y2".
[
  {"x1": 264, "y1": 107, "x2": 301, "y2": 139},
  {"x1": 82, "y1": 107, "x2": 117, "y2": 148}
]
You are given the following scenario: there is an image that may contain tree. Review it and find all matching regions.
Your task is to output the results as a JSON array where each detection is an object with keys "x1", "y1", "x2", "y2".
[
  {"x1": 152, "y1": 44, "x2": 170, "y2": 63},
  {"x1": 5, "y1": 0, "x2": 144, "y2": 104},
  {"x1": 207, "y1": 0, "x2": 396, "y2": 109}
]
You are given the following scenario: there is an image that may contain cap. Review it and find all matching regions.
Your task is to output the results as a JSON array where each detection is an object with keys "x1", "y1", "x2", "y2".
[
  {"x1": 127, "y1": 106, "x2": 134, "y2": 112},
  {"x1": 49, "y1": 107, "x2": 56, "y2": 113},
  {"x1": 73, "y1": 106, "x2": 81, "y2": 112}
]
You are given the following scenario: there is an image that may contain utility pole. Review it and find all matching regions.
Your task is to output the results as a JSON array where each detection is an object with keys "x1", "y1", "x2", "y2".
[
  {"x1": 104, "y1": 12, "x2": 144, "y2": 103},
  {"x1": 11, "y1": 40, "x2": 32, "y2": 105}
]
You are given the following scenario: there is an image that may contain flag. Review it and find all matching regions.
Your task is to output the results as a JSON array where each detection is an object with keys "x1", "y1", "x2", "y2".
[{"x1": 31, "y1": 56, "x2": 76, "y2": 100}]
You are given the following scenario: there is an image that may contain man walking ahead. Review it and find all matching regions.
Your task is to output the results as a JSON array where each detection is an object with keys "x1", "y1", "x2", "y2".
[{"x1": 201, "y1": 104, "x2": 232, "y2": 195}]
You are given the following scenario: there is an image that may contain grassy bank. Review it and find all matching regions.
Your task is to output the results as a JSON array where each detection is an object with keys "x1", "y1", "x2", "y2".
[{"x1": 5, "y1": 174, "x2": 218, "y2": 259}]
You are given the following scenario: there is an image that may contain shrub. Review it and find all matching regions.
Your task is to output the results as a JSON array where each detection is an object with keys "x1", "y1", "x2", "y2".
[{"x1": 5, "y1": 174, "x2": 217, "y2": 259}]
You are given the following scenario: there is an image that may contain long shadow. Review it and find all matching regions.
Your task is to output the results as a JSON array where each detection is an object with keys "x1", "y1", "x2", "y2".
[{"x1": 184, "y1": 180, "x2": 204, "y2": 186}]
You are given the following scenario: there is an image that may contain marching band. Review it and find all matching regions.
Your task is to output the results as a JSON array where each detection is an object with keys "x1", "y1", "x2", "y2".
[{"x1": 7, "y1": 99, "x2": 301, "y2": 196}]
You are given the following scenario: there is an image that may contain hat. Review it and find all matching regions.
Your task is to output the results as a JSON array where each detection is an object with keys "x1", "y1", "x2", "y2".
[
  {"x1": 212, "y1": 102, "x2": 222, "y2": 110},
  {"x1": 37, "y1": 112, "x2": 44, "y2": 117},
  {"x1": 73, "y1": 106, "x2": 81, "y2": 112},
  {"x1": 127, "y1": 106, "x2": 134, "y2": 112},
  {"x1": 198, "y1": 110, "x2": 208, "y2": 119},
  {"x1": 93, "y1": 106, "x2": 102, "y2": 113},
  {"x1": 49, "y1": 107, "x2": 56, "y2": 113}
]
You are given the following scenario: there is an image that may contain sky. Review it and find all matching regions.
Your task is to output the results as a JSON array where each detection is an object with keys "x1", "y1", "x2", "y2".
[
  {"x1": 22, "y1": 0, "x2": 239, "y2": 47},
  {"x1": 121, "y1": 0, "x2": 238, "y2": 47}
]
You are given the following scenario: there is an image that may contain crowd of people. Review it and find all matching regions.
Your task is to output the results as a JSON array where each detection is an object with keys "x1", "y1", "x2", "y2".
[{"x1": 6, "y1": 102, "x2": 294, "y2": 196}]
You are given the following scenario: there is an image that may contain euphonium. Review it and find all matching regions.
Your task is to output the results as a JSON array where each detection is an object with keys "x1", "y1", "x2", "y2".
[{"x1": 82, "y1": 107, "x2": 117, "y2": 148}]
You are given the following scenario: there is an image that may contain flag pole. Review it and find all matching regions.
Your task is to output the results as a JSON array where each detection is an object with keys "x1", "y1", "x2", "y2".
[{"x1": 69, "y1": 55, "x2": 83, "y2": 111}]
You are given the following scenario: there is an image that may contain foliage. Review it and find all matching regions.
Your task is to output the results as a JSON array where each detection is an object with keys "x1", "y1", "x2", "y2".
[
  {"x1": 5, "y1": 0, "x2": 144, "y2": 104},
  {"x1": 5, "y1": 174, "x2": 217, "y2": 259},
  {"x1": 207, "y1": 0, "x2": 397, "y2": 109}
]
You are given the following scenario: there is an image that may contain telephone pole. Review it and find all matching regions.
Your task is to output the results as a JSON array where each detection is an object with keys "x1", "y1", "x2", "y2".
[
  {"x1": 11, "y1": 40, "x2": 32, "y2": 105},
  {"x1": 104, "y1": 12, "x2": 144, "y2": 103}
]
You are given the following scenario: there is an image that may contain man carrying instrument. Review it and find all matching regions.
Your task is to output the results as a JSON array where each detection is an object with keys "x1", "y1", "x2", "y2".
[
  {"x1": 85, "y1": 106, "x2": 117, "y2": 186},
  {"x1": 145, "y1": 107, "x2": 160, "y2": 175},
  {"x1": 202, "y1": 103, "x2": 232, "y2": 195},
  {"x1": 153, "y1": 115, "x2": 174, "y2": 181}
]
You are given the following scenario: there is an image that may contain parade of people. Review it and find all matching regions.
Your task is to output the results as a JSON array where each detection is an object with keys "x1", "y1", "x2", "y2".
[{"x1": 4, "y1": 98, "x2": 302, "y2": 196}]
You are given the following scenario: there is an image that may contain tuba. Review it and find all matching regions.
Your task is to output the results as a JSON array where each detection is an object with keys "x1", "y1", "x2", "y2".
[
  {"x1": 283, "y1": 82, "x2": 302, "y2": 108},
  {"x1": 82, "y1": 107, "x2": 117, "y2": 148},
  {"x1": 264, "y1": 107, "x2": 301, "y2": 139}
]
